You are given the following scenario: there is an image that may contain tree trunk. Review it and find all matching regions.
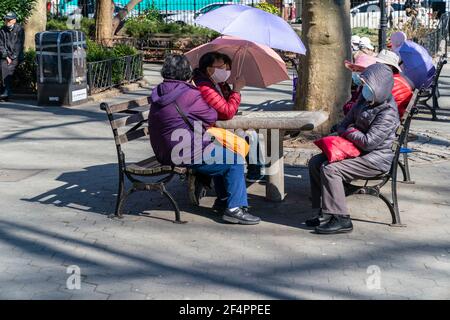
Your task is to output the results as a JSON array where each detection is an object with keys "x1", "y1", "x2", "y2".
[
  {"x1": 96, "y1": 0, "x2": 113, "y2": 45},
  {"x1": 23, "y1": 0, "x2": 47, "y2": 50},
  {"x1": 296, "y1": 0, "x2": 352, "y2": 131},
  {"x1": 112, "y1": 0, "x2": 143, "y2": 35}
]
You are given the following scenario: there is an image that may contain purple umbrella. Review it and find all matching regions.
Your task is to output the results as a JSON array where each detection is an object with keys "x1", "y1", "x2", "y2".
[
  {"x1": 397, "y1": 40, "x2": 435, "y2": 89},
  {"x1": 195, "y1": 4, "x2": 306, "y2": 55}
]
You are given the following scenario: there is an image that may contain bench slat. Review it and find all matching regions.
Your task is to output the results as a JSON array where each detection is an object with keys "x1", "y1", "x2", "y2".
[
  {"x1": 105, "y1": 96, "x2": 152, "y2": 114},
  {"x1": 126, "y1": 156, "x2": 187, "y2": 175},
  {"x1": 116, "y1": 127, "x2": 149, "y2": 145},
  {"x1": 111, "y1": 110, "x2": 150, "y2": 129}
]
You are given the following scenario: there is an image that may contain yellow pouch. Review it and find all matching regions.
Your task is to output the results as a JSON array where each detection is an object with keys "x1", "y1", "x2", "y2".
[{"x1": 206, "y1": 127, "x2": 250, "y2": 159}]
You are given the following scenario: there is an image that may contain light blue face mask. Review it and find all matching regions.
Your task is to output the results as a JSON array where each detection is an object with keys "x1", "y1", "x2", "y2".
[
  {"x1": 352, "y1": 72, "x2": 362, "y2": 86},
  {"x1": 362, "y1": 84, "x2": 374, "y2": 104}
]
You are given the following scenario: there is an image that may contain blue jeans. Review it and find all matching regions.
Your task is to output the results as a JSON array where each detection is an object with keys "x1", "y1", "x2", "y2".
[{"x1": 189, "y1": 147, "x2": 248, "y2": 209}]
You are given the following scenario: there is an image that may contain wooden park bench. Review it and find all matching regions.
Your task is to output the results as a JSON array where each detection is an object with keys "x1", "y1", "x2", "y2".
[
  {"x1": 100, "y1": 96, "x2": 187, "y2": 224},
  {"x1": 139, "y1": 33, "x2": 176, "y2": 62},
  {"x1": 344, "y1": 89, "x2": 420, "y2": 227},
  {"x1": 417, "y1": 54, "x2": 447, "y2": 121}
]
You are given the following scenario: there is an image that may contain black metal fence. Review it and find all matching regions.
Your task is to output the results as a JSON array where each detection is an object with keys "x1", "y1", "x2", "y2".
[
  {"x1": 418, "y1": 11, "x2": 449, "y2": 56},
  {"x1": 48, "y1": 0, "x2": 302, "y2": 24},
  {"x1": 87, "y1": 53, "x2": 143, "y2": 94},
  {"x1": 350, "y1": 0, "x2": 447, "y2": 30}
]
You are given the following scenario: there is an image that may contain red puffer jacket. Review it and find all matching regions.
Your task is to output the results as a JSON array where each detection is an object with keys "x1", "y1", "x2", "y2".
[
  {"x1": 392, "y1": 73, "x2": 413, "y2": 118},
  {"x1": 193, "y1": 71, "x2": 241, "y2": 120}
]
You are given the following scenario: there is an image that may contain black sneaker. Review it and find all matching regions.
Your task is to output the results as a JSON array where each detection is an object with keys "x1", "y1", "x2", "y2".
[
  {"x1": 246, "y1": 164, "x2": 265, "y2": 183},
  {"x1": 222, "y1": 208, "x2": 261, "y2": 225},
  {"x1": 188, "y1": 173, "x2": 207, "y2": 206},
  {"x1": 212, "y1": 198, "x2": 227, "y2": 213},
  {"x1": 315, "y1": 215, "x2": 353, "y2": 234},
  {"x1": 0, "y1": 88, "x2": 10, "y2": 100},
  {"x1": 304, "y1": 212, "x2": 332, "y2": 227}
]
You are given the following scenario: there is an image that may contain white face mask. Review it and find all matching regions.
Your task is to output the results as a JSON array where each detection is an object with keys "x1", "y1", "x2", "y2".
[{"x1": 211, "y1": 68, "x2": 231, "y2": 83}]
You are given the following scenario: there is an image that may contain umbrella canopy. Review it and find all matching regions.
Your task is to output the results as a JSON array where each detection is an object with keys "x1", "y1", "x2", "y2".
[
  {"x1": 195, "y1": 4, "x2": 306, "y2": 55},
  {"x1": 397, "y1": 40, "x2": 435, "y2": 89},
  {"x1": 185, "y1": 36, "x2": 290, "y2": 88}
]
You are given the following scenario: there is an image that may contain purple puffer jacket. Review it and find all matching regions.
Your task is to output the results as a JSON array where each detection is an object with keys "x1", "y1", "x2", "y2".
[{"x1": 149, "y1": 80, "x2": 218, "y2": 165}]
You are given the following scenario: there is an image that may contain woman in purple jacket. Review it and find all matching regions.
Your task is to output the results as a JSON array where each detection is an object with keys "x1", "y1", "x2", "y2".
[{"x1": 149, "y1": 55, "x2": 260, "y2": 225}]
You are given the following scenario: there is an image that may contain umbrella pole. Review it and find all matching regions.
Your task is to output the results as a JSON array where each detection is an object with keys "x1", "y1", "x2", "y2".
[{"x1": 237, "y1": 43, "x2": 249, "y2": 77}]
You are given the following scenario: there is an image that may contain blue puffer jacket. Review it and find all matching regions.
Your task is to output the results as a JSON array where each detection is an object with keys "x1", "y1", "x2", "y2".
[{"x1": 337, "y1": 63, "x2": 400, "y2": 173}]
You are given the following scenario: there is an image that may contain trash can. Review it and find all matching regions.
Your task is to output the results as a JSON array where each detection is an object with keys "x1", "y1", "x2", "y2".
[{"x1": 36, "y1": 30, "x2": 88, "y2": 106}]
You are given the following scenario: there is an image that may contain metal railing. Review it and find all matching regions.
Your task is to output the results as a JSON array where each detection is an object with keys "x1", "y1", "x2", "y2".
[
  {"x1": 87, "y1": 54, "x2": 144, "y2": 95},
  {"x1": 49, "y1": 0, "x2": 302, "y2": 24},
  {"x1": 418, "y1": 12, "x2": 449, "y2": 57}
]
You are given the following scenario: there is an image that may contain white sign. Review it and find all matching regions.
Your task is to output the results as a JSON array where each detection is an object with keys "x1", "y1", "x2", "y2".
[{"x1": 72, "y1": 88, "x2": 87, "y2": 102}]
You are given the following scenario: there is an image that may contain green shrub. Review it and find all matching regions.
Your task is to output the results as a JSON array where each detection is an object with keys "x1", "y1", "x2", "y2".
[
  {"x1": 12, "y1": 50, "x2": 37, "y2": 93},
  {"x1": 46, "y1": 18, "x2": 69, "y2": 31},
  {"x1": 0, "y1": 0, "x2": 37, "y2": 24},
  {"x1": 86, "y1": 39, "x2": 116, "y2": 62},
  {"x1": 124, "y1": 18, "x2": 219, "y2": 40},
  {"x1": 112, "y1": 43, "x2": 138, "y2": 57},
  {"x1": 124, "y1": 17, "x2": 161, "y2": 38},
  {"x1": 141, "y1": 3, "x2": 164, "y2": 23},
  {"x1": 85, "y1": 40, "x2": 141, "y2": 85},
  {"x1": 46, "y1": 18, "x2": 96, "y2": 39},
  {"x1": 80, "y1": 18, "x2": 96, "y2": 39},
  {"x1": 255, "y1": 3, "x2": 280, "y2": 16}
]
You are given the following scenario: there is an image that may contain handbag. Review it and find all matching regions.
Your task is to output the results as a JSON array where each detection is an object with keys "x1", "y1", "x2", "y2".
[
  {"x1": 314, "y1": 136, "x2": 361, "y2": 163},
  {"x1": 174, "y1": 102, "x2": 249, "y2": 159}
]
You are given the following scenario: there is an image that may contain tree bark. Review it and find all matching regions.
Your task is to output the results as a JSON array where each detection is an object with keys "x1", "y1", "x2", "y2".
[
  {"x1": 23, "y1": 0, "x2": 47, "y2": 50},
  {"x1": 96, "y1": 0, "x2": 113, "y2": 45},
  {"x1": 296, "y1": 0, "x2": 352, "y2": 131},
  {"x1": 112, "y1": 0, "x2": 143, "y2": 35}
]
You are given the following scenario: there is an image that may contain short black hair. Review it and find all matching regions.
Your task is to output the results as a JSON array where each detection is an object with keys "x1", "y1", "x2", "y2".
[
  {"x1": 161, "y1": 54, "x2": 192, "y2": 81},
  {"x1": 198, "y1": 51, "x2": 232, "y2": 74},
  {"x1": 221, "y1": 53, "x2": 232, "y2": 68}
]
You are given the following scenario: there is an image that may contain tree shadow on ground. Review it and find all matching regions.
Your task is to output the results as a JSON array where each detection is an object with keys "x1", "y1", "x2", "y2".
[
  {"x1": 21, "y1": 163, "x2": 313, "y2": 228},
  {"x1": 239, "y1": 99, "x2": 295, "y2": 112},
  {"x1": 21, "y1": 163, "x2": 403, "y2": 231},
  {"x1": 0, "y1": 217, "x2": 449, "y2": 299}
]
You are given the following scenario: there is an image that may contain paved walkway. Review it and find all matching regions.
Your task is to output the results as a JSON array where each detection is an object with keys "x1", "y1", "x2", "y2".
[{"x1": 0, "y1": 64, "x2": 449, "y2": 300}]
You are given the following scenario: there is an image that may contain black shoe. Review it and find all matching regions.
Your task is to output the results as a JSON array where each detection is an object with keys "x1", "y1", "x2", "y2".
[
  {"x1": 315, "y1": 215, "x2": 353, "y2": 234},
  {"x1": 188, "y1": 174, "x2": 207, "y2": 206},
  {"x1": 212, "y1": 198, "x2": 227, "y2": 213},
  {"x1": 305, "y1": 212, "x2": 332, "y2": 227},
  {"x1": 222, "y1": 208, "x2": 261, "y2": 225},
  {"x1": 246, "y1": 164, "x2": 265, "y2": 183},
  {"x1": 0, "y1": 88, "x2": 10, "y2": 100},
  {"x1": 0, "y1": 92, "x2": 8, "y2": 100}
]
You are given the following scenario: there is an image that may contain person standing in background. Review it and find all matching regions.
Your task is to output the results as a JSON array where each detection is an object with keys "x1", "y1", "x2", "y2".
[{"x1": 0, "y1": 12, "x2": 24, "y2": 100}]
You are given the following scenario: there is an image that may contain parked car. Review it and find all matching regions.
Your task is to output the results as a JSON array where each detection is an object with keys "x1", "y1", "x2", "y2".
[{"x1": 166, "y1": 2, "x2": 234, "y2": 25}]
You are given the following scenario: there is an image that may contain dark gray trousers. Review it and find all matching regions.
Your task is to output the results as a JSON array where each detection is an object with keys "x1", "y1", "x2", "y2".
[
  {"x1": 1, "y1": 58, "x2": 18, "y2": 92},
  {"x1": 308, "y1": 154, "x2": 384, "y2": 216}
]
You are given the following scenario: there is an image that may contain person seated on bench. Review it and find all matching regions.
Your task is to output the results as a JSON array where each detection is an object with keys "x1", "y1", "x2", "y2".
[
  {"x1": 192, "y1": 51, "x2": 265, "y2": 184},
  {"x1": 306, "y1": 63, "x2": 400, "y2": 234},
  {"x1": 344, "y1": 50, "x2": 414, "y2": 118},
  {"x1": 390, "y1": 31, "x2": 435, "y2": 90},
  {"x1": 149, "y1": 54, "x2": 260, "y2": 225}
]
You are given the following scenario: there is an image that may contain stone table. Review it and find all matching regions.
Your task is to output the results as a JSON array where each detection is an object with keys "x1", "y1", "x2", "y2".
[{"x1": 216, "y1": 110, "x2": 329, "y2": 202}]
